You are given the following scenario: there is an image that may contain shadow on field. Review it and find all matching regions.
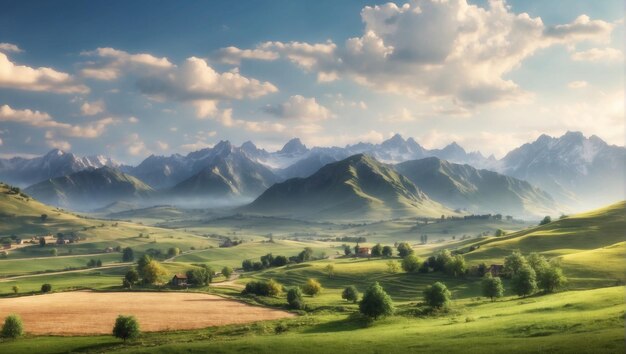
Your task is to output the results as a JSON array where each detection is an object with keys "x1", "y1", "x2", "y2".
[{"x1": 301, "y1": 316, "x2": 368, "y2": 334}]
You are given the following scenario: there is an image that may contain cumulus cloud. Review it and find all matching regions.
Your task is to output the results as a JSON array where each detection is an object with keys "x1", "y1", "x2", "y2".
[
  {"x1": 46, "y1": 139, "x2": 71, "y2": 150},
  {"x1": 571, "y1": 47, "x2": 623, "y2": 62},
  {"x1": 0, "y1": 104, "x2": 116, "y2": 138},
  {"x1": 216, "y1": 46, "x2": 279, "y2": 65},
  {"x1": 0, "y1": 43, "x2": 22, "y2": 53},
  {"x1": 126, "y1": 133, "x2": 149, "y2": 156},
  {"x1": 225, "y1": 0, "x2": 615, "y2": 108},
  {"x1": 128, "y1": 116, "x2": 139, "y2": 123},
  {"x1": 80, "y1": 47, "x2": 173, "y2": 80},
  {"x1": 0, "y1": 53, "x2": 89, "y2": 94},
  {"x1": 215, "y1": 108, "x2": 286, "y2": 133},
  {"x1": 263, "y1": 95, "x2": 332, "y2": 120},
  {"x1": 80, "y1": 100, "x2": 105, "y2": 115}
]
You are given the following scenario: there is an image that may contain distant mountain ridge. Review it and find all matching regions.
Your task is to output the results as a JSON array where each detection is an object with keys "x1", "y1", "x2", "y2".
[{"x1": 241, "y1": 154, "x2": 452, "y2": 221}]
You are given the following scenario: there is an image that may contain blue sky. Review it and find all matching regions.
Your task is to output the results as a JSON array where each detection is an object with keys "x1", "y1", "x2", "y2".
[{"x1": 0, "y1": 0, "x2": 623, "y2": 163}]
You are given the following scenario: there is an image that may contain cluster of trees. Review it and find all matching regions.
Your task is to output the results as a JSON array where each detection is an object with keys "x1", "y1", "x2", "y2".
[
  {"x1": 123, "y1": 255, "x2": 167, "y2": 288},
  {"x1": 396, "y1": 245, "x2": 467, "y2": 277},
  {"x1": 86, "y1": 259, "x2": 102, "y2": 268},
  {"x1": 286, "y1": 278, "x2": 324, "y2": 309},
  {"x1": 505, "y1": 251, "x2": 567, "y2": 296},
  {"x1": 335, "y1": 236, "x2": 367, "y2": 243},
  {"x1": 242, "y1": 253, "x2": 288, "y2": 271},
  {"x1": 185, "y1": 264, "x2": 214, "y2": 286},
  {"x1": 242, "y1": 279, "x2": 283, "y2": 297}
]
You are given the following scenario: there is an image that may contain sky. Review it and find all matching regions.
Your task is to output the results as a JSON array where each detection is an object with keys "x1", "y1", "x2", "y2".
[{"x1": 0, "y1": 0, "x2": 623, "y2": 163}]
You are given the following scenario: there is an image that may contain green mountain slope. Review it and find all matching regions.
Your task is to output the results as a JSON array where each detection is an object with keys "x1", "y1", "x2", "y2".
[
  {"x1": 24, "y1": 166, "x2": 154, "y2": 210},
  {"x1": 242, "y1": 154, "x2": 452, "y2": 221},
  {"x1": 395, "y1": 157, "x2": 561, "y2": 217}
]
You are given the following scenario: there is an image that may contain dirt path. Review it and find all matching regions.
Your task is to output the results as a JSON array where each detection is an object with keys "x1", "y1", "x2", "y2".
[
  {"x1": 0, "y1": 290, "x2": 294, "y2": 335},
  {"x1": 212, "y1": 272, "x2": 243, "y2": 288}
]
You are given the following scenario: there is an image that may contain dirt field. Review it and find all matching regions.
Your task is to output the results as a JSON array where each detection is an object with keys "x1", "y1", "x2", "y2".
[{"x1": 0, "y1": 291, "x2": 294, "y2": 335}]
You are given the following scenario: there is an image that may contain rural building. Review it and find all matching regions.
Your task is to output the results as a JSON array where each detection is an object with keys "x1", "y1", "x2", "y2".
[
  {"x1": 56, "y1": 238, "x2": 70, "y2": 245},
  {"x1": 104, "y1": 247, "x2": 114, "y2": 253},
  {"x1": 486, "y1": 264, "x2": 504, "y2": 277},
  {"x1": 171, "y1": 274, "x2": 188, "y2": 286},
  {"x1": 357, "y1": 247, "x2": 371, "y2": 257}
]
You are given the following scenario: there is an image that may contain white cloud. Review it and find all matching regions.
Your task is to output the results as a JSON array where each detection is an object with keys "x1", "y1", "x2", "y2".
[
  {"x1": 0, "y1": 104, "x2": 116, "y2": 138},
  {"x1": 128, "y1": 116, "x2": 139, "y2": 123},
  {"x1": 0, "y1": 53, "x2": 89, "y2": 94},
  {"x1": 0, "y1": 43, "x2": 22, "y2": 53},
  {"x1": 126, "y1": 133, "x2": 149, "y2": 156},
  {"x1": 381, "y1": 108, "x2": 417, "y2": 123},
  {"x1": 571, "y1": 47, "x2": 623, "y2": 62},
  {"x1": 156, "y1": 140, "x2": 169, "y2": 151},
  {"x1": 216, "y1": 46, "x2": 279, "y2": 65},
  {"x1": 46, "y1": 139, "x2": 72, "y2": 151},
  {"x1": 229, "y1": 1, "x2": 615, "y2": 108},
  {"x1": 568, "y1": 80, "x2": 588, "y2": 89},
  {"x1": 263, "y1": 95, "x2": 332, "y2": 121},
  {"x1": 216, "y1": 108, "x2": 286, "y2": 133},
  {"x1": 80, "y1": 100, "x2": 105, "y2": 115},
  {"x1": 80, "y1": 47, "x2": 173, "y2": 80}
]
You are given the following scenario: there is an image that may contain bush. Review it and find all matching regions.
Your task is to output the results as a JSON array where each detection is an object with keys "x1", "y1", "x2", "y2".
[
  {"x1": 221, "y1": 266, "x2": 233, "y2": 279},
  {"x1": 481, "y1": 274, "x2": 504, "y2": 301},
  {"x1": 423, "y1": 282, "x2": 451, "y2": 308},
  {"x1": 495, "y1": 229, "x2": 506, "y2": 237},
  {"x1": 401, "y1": 254, "x2": 421, "y2": 272},
  {"x1": 167, "y1": 247, "x2": 180, "y2": 257},
  {"x1": 287, "y1": 287, "x2": 305, "y2": 310},
  {"x1": 359, "y1": 282, "x2": 394, "y2": 319},
  {"x1": 11, "y1": 286, "x2": 18, "y2": 294},
  {"x1": 396, "y1": 242, "x2": 414, "y2": 258},
  {"x1": 1, "y1": 314, "x2": 23, "y2": 339},
  {"x1": 302, "y1": 278, "x2": 322, "y2": 296},
  {"x1": 242, "y1": 259, "x2": 253, "y2": 271},
  {"x1": 41, "y1": 283, "x2": 52, "y2": 293},
  {"x1": 539, "y1": 216, "x2": 552, "y2": 225},
  {"x1": 386, "y1": 260, "x2": 400, "y2": 274},
  {"x1": 341, "y1": 285, "x2": 359, "y2": 303},
  {"x1": 242, "y1": 279, "x2": 282, "y2": 297},
  {"x1": 112, "y1": 315, "x2": 140, "y2": 342}
]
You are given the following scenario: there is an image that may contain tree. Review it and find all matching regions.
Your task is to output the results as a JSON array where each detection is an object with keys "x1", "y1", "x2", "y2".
[
  {"x1": 221, "y1": 266, "x2": 233, "y2": 279},
  {"x1": 386, "y1": 260, "x2": 400, "y2": 274},
  {"x1": 396, "y1": 242, "x2": 414, "y2": 258},
  {"x1": 122, "y1": 278, "x2": 132, "y2": 289},
  {"x1": 504, "y1": 251, "x2": 527, "y2": 276},
  {"x1": 261, "y1": 253, "x2": 274, "y2": 267},
  {"x1": 302, "y1": 278, "x2": 322, "y2": 296},
  {"x1": 359, "y1": 282, "x2": 394, "y2": 319},
  {"x1": 186, "y1": 265, "x2": 213, "y2": 286},
  {"x1": 41, "y1": 283, "x2": 52, "y2": 293},
  {"x1": 141, "y1": 260, "x2": 167, "y2": 285},
  {"x1": 242, "y1": 279, "x2": 282, "y2": 296},
  {"x1": 122, "y1": 247, "x2": 135, "y2": 262},
  {"x1": 242, "y1": 259, "x2": 253, "y2": 271},
  {"x1": 511, "y1": 264, "x2": 537, "y2": 297},
  {"x1": 287, "y1": 287, "x2": 305, "y2": 310},
  {"x1": 433, "y1": 249, "x2": 453, "y2": 272},
  {"x1": 40, "y1": 214, "x2": 48, "y2": 222},
  {"x1": 381, "y1": 245, "x2": 393, "y2": 257},
  {"x1": 495, "y1": 229, "x2": 506, "y2": 237},
  {"x1": 266, "y1": 279, "x2": 283, "y2": 296},
  {"x1": 341, "y1": 285, "x2": 359, "y2": 303},
  {"x1": 481, "y1": 275, "x2": 504, "y2": 301},
  {"x1": 423, "y1": 282, "x2": 451, "y2": 308},
  {"x1": 538, "y1": 265, "x2": 567, "y2": 293},
  {"x1": 11, "y1": 286, "x2": 19, "y2": 294},
  {"x1": 526, "y1": 253, "x2": 549, "y2": 275},
  {"x1": 343, "y1": 244, "x2": 352, "y2": 256},
  {"x1": 444, "y1": 254, "x2": 467, "y2": 277},
  {"x1": 1, "y1": 314, "x2": 23, "y2": 339},
  {"x1": 50, "y1": 248, "x2": 58, "y2": 256},
  {"x1": 39, "y1": 237, "x2": 46, "y2": 247},
  {"x1": 539, "y1": 216, "x2": 552, "y2": 225},
  {"x1": 324, "y1": 264, "x2": 335, "y2": 278},
  {"x1": 298, "y1": 247, "x2": 314, "y2": 262},
  {"x1": 271, "y1": 255, "x2": 288, "y2": 267},
  {"x1": 112, "y1": 315, "x2": 140, "y2": 342},
  {"x1": 401, "y1": 254, "x2": 421, "y2": 273},
  {"x1": 137, "y1": 254, "x2": 153, "y2": 275},
  {"x1": 371, "y1": 243, "x2": 383, "y2": 257},
  {"x1": 125, "y1": 269, "x2": 139, "y2": 285},
  {"x1": 167, "y1": 247, "x2": 180, "y2": 257}
]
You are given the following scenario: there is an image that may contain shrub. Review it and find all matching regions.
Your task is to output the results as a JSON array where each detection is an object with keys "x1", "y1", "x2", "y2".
[
  {"x1": 481, "y1": 274, "x2": 504, "y2": 301},
  {"x1": 401, "y1": 254, "x2": 421, "y2": 272},
  {"x1": 386, "y1": 260, "x2": 400, "y2": 274},
  {"x1": 495, "y1": 229, "x2": 506, "y2": 237},
  {"x1": 1, "y1": 314, "x2": 23, "y2": 339},
  {"x1": 242, "y1": 279, "x2": 282, "y2": 297},
  {"x1": 423, "y1": 282, "x2": 451, "y2": 308},
  {"x1": 186, "y1": 266, "x2": 213, "y2": 286},
  {"x1": 396, "y1": 242, "x2": 414, "y2": 258},
  {"x1": 242, "y1": 259, "x2": 253, "y2": 271},
  {"x1": 359, "y1": 282, "x2": 394, "y2": 319},
  {"x1": 341, "y1": 285, "x2": 359, "y2": 303},
  {"x1": 287, "y1": 287, "x2": 305, "y2": 310},
  {"x1": 444, "y1": 254, "x2": 467, "y2": 277},
  {"x1": 112, "y1": 315, "x2": 140, "y2": 342},
  {"x1": 539, "y1": 216, "x2": 552, "y2": 225},
  {"x1": 221, "y1": 266, "x2": 233, "y2": 279},
  {"x1": 302, "y1": 278, "x2": 322, "y2": 296},
  {"x1": 324, "y1": 264, "x2": 334, "y2": 277},
  {"x1": 167, "y1": 247, "x2": 180, "y2": 257},
  {"x1": 41, "y1": 283, "x2": 52, "y2": 293},
  {"x1": 11, "y1": 286, "x2": 19, "y2": 294}
]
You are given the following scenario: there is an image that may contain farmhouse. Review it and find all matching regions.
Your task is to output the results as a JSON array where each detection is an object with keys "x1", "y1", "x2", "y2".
[
  {"x1": 171, "y1": 274, "x2": 188, "y2": 286},
  {"x1": 357, "y1": 247, "x2": 371, "y2": 257},
  {"x1": 486, "y1": 264, "x2": 504, "y2": 277}
]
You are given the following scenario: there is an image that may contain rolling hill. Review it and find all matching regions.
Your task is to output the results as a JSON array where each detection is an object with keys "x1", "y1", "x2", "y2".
[
  {"x1": 395, "y1": 157, "x2": 560, "y2": 217},
  {"x1": 24, "y1": 166, "x2": 154, "y2": 211},
  {"x1": 242, "y1": 154, "x2": 452, "y2": 221}
]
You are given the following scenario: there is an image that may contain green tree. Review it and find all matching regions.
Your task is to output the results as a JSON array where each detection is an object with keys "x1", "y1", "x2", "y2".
[
  {"x1": 125, "y1": 269, "x2": 139, "y2": 285},
  {"x1": 50, "y1": 248, "x2": 57, "y2": 256},
  {"x1": 386, "y1": 260, "x2": 400, "y2": 274},
  {"x1": 302, "y1": 278, "x2": 323, "y2": 296},
  {"x1": 298, "y1": 247, "x2": 314, "y2": 262},
  {"x1": 423, "y1": 282, "x2": 451, "y2": 308},
  {"x1": 1, "y1": 314, "x2": 23, "y2": 339},
  {"x1": 445, "y1": 254, "x2": 467, "y2": 277},
  {"x1": 324, "y1": 264, "x2": 335, "y2": 278},
  {"x1": 371, "y1": 243, "x2": 383, "y2": 257},
  {"x1": 526, "y1": 252, "x2": 549, "y2": 275},
  {"x1": 41, "y1": 283, "x2": 52, "y2": 293},
  {"x1": 112, "y1": 315, "x2": 140, "y2": 342},
  {"x1": 267, "y1": 279, "x2": 282, "y2": 296},
  {"x1": 142, "y1": 260, "x2": 167, "y2": 285},
  {"x1": 242, "y1": 259, "x2": 253, "y2": 271},
  {"x1": 481, "y1": 275, "x2": 504, "y2": 301},
  {"x1": 271, "y1": 255, "x2": 288, "y2": 267},
  {"x1": 341, "y1": 285, "x2": 359, "y2": 303},
  {"x1": 122, "y1": 247, "x2": 134, "y2": 262},
  {"x1": 343, "y1": 244, "x2": 352, "y2": 256},
  {"x1": 381, "y1": 245, "x2": 393, "y2": 257},
  {"x1": 137, "y1": 254, "x2": 152, "y2": 275},
  {"x1": 287, "y1": 287, "x2": 305, "y2": 310},
  {"x1": 504, "y1": 251, "x2": 528, "y2": 276},
  {"x1": 186, "y1": 265, "x2": 213, "y2": 286},
  {"x1": 539, "y1": 216, "x2": 552, "y2": 225},
  {"x1": 433, "y1": 249, "x2": 453, "y2": 272},
  {"x1": 538, "y1": 265, "x2": 567, "y2": 293},
  {"x1": 396, "y1": 242, "x2": 414, "y2": 258},
  {"x1": 359, "y1": 282, "x2": 394, "y2": 320},
  {"x1": 11, "y1": 286, "x2": 19, "y2": 294},
  {"x1": 495, "y1": 229, "x2": 506, "y2": 236},
  {"x1": 221, "y1": 266, "x2": 233, "y2": 279},
  {"x1": 511, "y1": 264, "x2": 537, "y2": 297},
  {"x1": 39, "y1": 237, "x2": 46, "y2": 247},
  {"x1": 401, "y1": 254, "x2": 421, "y2": 273},
  {"x1": 167, "y1": 247, "x2": 180, "y2": 257}
]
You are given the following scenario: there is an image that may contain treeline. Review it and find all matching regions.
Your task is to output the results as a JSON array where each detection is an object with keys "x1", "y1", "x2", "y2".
[{"x1": 241, "y1": 247, "x2": 320, "y2": 271}]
